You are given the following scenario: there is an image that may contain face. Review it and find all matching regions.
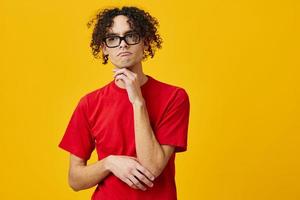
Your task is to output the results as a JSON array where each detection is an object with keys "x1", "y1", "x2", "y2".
[{"x1": 102, "y1": 15, "x2": 148, "y2": 68}]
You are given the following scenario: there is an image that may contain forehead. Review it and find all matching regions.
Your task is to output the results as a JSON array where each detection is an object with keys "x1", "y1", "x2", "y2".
[{"x1": 107, "y1": 15, "x2": 134, "y2": 35}]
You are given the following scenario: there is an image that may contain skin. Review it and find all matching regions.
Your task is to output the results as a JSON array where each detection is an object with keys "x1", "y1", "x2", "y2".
[{"x1": 68, "y1": 15, "x2": 175, "y2": 192}]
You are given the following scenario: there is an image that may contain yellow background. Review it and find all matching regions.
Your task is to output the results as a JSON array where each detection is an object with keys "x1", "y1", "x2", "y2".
[{"x1": 1, "y1": 0, "x2": 299, "y2": 199}]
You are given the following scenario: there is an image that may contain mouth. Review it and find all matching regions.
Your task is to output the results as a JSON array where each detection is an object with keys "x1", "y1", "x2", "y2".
[{"x1": 118, "y1": 52, "x2": 132, "y2": 57}]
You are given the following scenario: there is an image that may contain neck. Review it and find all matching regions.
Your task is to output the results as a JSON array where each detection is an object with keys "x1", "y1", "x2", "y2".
[{"x1": 114, "y1": 62, "x2": 148, "y2": 89}]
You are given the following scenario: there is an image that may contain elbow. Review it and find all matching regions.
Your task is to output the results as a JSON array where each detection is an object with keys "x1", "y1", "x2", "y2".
[
  {"x1": 70, "y1": 185, "x2": 80, "y2": 192},
  {"x1": 153, "y1": 165, "x2": 165, "y2": 178},
  {"x1": 68, "y1": 172, "x2": 84, "y2": 192},
  {"x1": 145, "y1": 161, "x2": 164, "y2": 178},
  {"x1": 151, "y1": 154, "x2": 167, "y2": 178},
  {"x1": 138, "y1": 156, "x2": 166, "y2": 178},
  {"x1": 68, "y1": 178, "x2": 81, "y2": 192}
]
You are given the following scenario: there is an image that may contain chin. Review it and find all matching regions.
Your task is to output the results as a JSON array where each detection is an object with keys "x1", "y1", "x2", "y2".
[
  {"x1": 112, "y1": 59, "x2": 139, "y2": 69},
  {"x1": 115, "y1": 65, "x2": 131, "y2": 69},
  {"x1": 117, "y1": 62, "x2": 136, "y2": 69}
]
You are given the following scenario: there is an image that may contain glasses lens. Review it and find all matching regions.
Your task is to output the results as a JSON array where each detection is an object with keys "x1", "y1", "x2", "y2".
[
  {"x1": 125, "y1": 33, "x2": 140, "y2": 45},
  {"x1": 105, "y1": 36, "x2": 120, "y2": 47}
]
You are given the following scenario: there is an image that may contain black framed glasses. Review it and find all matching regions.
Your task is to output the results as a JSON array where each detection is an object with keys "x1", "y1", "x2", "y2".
[{"x1": 103, "y1": 32, "x2": 141, "y2": 48}]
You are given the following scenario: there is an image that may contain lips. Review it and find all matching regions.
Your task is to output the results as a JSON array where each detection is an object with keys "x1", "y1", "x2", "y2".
[{"x1": 118, "y1": 52, "x2": 132, "y2": 56}]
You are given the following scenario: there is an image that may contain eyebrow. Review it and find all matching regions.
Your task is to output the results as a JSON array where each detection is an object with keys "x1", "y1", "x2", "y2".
[{"x1": 105, "y1": 30, "x2": 135, "y2": 37}]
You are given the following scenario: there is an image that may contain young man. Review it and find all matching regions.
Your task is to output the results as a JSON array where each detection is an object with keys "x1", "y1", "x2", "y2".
[{"x1": 58, "y1": 6, "x2": 190, "y2": 200}]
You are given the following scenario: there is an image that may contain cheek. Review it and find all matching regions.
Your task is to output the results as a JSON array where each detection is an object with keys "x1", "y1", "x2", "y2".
[
  {"x1": 108, "y1": 51, "x2": 119, "y2": 61},
  {"x1": 133, "y1": 46, "x2": 145, "y2": 58}
]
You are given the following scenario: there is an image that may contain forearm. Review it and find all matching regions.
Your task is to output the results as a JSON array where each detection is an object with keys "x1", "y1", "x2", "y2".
[
  {"x1": 132, "y1": 100, "x2": 165, "y2": 177},
  {"x1": 69, "y1": 156, "x2": 111, "y2": 191}
]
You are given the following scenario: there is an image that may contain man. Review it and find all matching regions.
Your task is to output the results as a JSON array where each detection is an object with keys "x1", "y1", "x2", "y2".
[{"x1": 58, "y1": 6, "x2": 190, "y2": 200}]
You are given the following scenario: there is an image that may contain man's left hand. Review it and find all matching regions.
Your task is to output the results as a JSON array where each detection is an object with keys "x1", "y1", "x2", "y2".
[{"x1": 113, "y1": 68, "x2": 144, "y2": 105}]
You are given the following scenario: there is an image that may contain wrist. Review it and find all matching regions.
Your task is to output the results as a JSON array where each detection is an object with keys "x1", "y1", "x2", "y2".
[
  {"x1": 132, "y1": 99, "x2": 145, "y2": 107},
  {"x1": 103, "y1": 155, "x2": 114, "y2": 172}
]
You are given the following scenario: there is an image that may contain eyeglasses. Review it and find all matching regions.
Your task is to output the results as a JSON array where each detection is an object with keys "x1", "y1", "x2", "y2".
[{"x1": 103, "y1": 32, "x2": 141, "y2": 48}]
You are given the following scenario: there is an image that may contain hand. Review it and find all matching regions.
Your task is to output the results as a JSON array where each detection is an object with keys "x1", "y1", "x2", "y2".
[
  {"x1": 106, "y1": 155, "x2": 155, "y2": 191},
  {"x1": 112, "y1": 68, "x2": 144, "y2": 104}
]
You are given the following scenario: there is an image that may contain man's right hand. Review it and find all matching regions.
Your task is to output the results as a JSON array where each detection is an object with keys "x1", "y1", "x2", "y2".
[{"x1": 104, "y1": 155, "x2": 155, "y2": 191}]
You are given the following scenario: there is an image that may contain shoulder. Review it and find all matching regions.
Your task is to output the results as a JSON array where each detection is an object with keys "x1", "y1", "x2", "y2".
[
  {"x1": 78, "y1": 81, "x2": 112, "y2": 107},
  {"x1": 151, "y1": 77, "x2": 189, "y2": 102}
]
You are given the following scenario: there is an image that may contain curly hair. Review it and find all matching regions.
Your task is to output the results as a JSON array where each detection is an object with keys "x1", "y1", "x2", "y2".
[{"x1": 87, "y1": 6, "x2": 163, "y2": 64}]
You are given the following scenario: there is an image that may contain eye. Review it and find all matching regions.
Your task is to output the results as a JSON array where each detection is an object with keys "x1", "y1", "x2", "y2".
[
  {"x1": 126, "y1": 33, "x2": 134, "y2": 38},
  {"x1": 106, "y1": 36, "x2": 118, "y2": 42},
  {"x1": 125, "y1": 33, "x2": 139, "y2": 41}
]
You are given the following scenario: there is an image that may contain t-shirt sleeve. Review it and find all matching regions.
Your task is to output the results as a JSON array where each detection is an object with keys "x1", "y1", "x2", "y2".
[
  {"x1": 58, "y1": 96, "x2": 95, "y2": 160},
  {"x1": 155, "y1": 88, "x2": 190, "y2": 153}
]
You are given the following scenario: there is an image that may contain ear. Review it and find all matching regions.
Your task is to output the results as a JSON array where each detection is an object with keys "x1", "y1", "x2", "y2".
[
  {"x1": 143, "y1": 40, "x2": 149, "y2": 51},
  {"x1": 102, "y1": 43, "x2": 108, "y2": 55}
]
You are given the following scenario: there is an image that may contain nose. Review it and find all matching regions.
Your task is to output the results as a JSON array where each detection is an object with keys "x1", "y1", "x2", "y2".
[{"x1": 119, "y1": 38, "x2": 128, "y2": 48}]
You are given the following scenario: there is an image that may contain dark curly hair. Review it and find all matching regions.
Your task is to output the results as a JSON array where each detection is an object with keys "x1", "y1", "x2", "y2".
[{"x1": 87, "y1": 6, "x2": 163, "y2": 64}]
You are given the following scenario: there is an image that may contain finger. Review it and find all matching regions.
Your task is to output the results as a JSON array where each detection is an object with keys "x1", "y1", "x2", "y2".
[
  {"x1": 129, "y1": 156, "x2": 139, "y2": 161},
  {"x1": 122, "y1": 177, "x2": 139, "y2": 190},
  {"x1": 115, "y1": 74, "x2": 130, "y2": 86},
  {"x1": 113, "y1": 71, "x2": 126, "y2": 79},
  {"x1": 136, "y1": 164, "x2": 156, "y2": 181},
  {"x1": 114, "y1": 68, "x2": 136, "y2": 80},
  {"x1": 128, "y1": 175, "x2": 147, "y2": 191},
  {"x1": 132, "y1": 169, "x2": 154, "y2": 188},
  {"x1": 114, "y1": 72, "x2": 134, "y2": 81}
]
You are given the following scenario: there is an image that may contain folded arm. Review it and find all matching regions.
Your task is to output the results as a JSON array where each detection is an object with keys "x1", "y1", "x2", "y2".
[{"x1": 133, "y1": 100, "x2": 175, "y2": 178}]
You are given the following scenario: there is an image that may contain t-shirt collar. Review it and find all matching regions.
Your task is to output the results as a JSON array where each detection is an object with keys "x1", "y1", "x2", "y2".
[{"x1": 111, "y1": 74, "x2": 152, "y2": 93}]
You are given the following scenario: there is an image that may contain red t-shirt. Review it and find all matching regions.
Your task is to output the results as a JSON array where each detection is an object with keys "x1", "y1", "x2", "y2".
[{"x1": 58, "y1": 74, "x2": 190, "y2": 200}]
